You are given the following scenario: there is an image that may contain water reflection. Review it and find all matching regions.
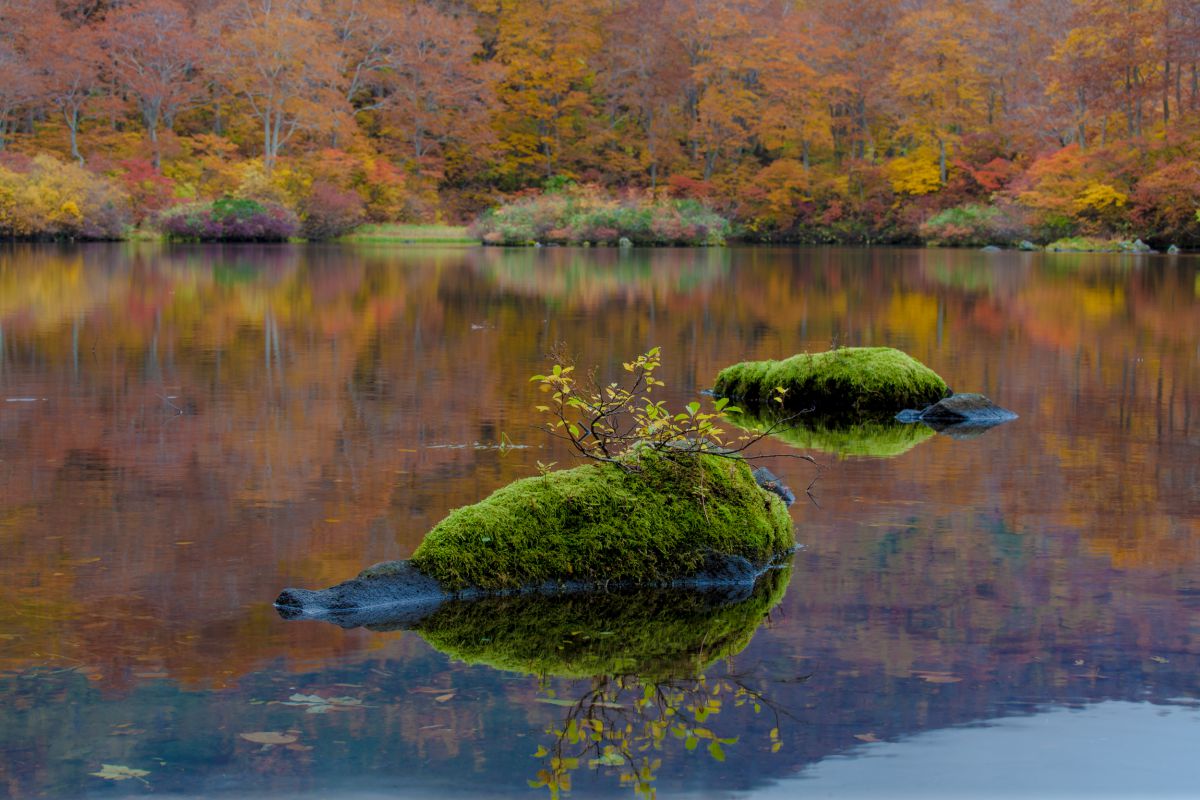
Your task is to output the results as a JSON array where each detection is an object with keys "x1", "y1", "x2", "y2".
[
  {"x1": 725, "y1": 407, "x2": 937, "y2": 459},
  {"x1": 0, "y1": 243, "x2": 1197, "y2": 797}
]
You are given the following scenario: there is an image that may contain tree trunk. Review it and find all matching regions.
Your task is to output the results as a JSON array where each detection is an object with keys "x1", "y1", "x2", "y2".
[{"x1": 1163, "y1": 60, "x2": 1170, "y2": 125}]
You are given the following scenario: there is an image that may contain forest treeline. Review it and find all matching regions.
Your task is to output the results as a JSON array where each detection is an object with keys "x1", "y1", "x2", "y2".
[{"x1": 2, "y1": 0, "x2": 1200, "y2": 244}]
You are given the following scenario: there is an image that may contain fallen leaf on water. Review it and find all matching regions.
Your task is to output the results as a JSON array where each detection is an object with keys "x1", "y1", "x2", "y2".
[
  {"x1": 410, "y1": 687, "x2": 453, "y2": 694},
  {"x1": 854, "y1": 733, "x2": 881, "y2": 743},
  {"x1": 90, "y1": 764, "x2": 149, "y2": 781},
  {"x1": 1151, "y1": 656, "x2": 1169, "y2": 664},
  {"x1": 536, "y1": 698, "x2": 577, "y2": 707},
  {"x1": 589, "y1": 751, "x2": 626, "y2": 768},
  {"x1": 286, "y1": 743, "x2": 314, "y2": 752},
  {"x1": 434, "y1": 693, "x2": 455, "y2": 703},
  {"x1": 913, "y1": 671, "x2": 962, "y2": 684},
  {"x1": 280, "y1": 694, "x2": 365, "y2": 713},
  {"x1": 240, "y1": 731, "x2": 298, "y2": 745},
  {"x1": 174, "y1": 541, "x2": 194, "y2": 546}
]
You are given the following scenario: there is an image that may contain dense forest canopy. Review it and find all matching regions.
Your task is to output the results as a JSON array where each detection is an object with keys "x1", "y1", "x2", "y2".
[{"x1": 1, "y1": 0, "x2": 1199, "y2": 243}]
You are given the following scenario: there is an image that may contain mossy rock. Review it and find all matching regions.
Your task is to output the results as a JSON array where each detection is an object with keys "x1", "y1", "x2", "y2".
[
  {"x1": 409, "y1": 565, "x2": 791, "y2": 679},
  {"x1": 725, "y1": 407, "x2": 936, "y2": 459},
  {"x1": 410, "y1": 448, "x2": 794, "y2": 592},
  {"x1": 713, "y1": 346, "x2": 950, "y2": 417}
]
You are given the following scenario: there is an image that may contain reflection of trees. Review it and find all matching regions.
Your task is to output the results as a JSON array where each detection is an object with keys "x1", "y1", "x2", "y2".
[
  {"x1": 0, "y1": 243, "x2": 1195, "y2": 690},
  {"x1": 469, "y1": 247, "x2": 729, "y2": 308}
]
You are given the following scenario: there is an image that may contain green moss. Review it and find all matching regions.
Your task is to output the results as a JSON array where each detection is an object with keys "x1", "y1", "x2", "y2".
[
  {"x1": 410, "y1": 564, "x2": 791, "y2": 679},
  {"x1": 725, "y1": 407, "x2": 936, "y2": 458},
  {"x1": 410, "y1": 448, "x2": 793, "y2": 591},
  {"x1": 713, "y1": 346, "x2": 949, "y2": 417}
]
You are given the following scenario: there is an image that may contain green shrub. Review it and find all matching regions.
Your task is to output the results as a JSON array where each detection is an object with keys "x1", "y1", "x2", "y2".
[
  {"x1": 919, "y1": 203, "x2": 1027, "y2": 247},
  {"x1": 473, "y1": 184, "x2": 731, "y2": 246}
]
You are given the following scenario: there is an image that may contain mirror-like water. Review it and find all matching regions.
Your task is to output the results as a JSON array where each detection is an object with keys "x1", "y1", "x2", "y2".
[{"x1": 1, "y1": 243, "x2": 1197, "y2": 798}]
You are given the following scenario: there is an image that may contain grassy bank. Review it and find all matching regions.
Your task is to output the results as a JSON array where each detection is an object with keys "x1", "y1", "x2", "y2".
[{"x1": 341, "y1": 223, "x2": 478, "y2": 244}]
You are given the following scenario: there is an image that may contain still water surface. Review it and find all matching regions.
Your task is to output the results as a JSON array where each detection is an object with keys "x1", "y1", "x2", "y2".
[{"x1": 0, "y1": 243, "x2": 1197, "y2": 798}]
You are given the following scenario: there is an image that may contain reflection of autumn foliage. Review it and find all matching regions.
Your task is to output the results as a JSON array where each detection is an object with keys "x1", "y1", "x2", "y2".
[{"x1": 0, "y1": 245, "x2": 1195, "y2": 693}]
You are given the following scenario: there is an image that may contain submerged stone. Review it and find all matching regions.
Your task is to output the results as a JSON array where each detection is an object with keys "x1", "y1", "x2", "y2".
[
  {"x1": 896, "y1": 392, "x2": 1018, "y2": 435},
  {"x1": 713, "y1": 346, "x2": 950, "y2": 418}
]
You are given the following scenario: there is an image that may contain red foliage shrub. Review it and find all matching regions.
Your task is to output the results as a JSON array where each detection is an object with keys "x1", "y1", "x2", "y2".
[{"x1": 300, "y1": 181, "x2": 365, "y2": 240}]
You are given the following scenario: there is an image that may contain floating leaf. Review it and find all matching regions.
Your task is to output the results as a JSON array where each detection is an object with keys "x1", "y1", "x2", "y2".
[
  {"x1": 434, "y1": 693, "x2": 456, "y2": 703},
  {"x1": 589, "y1": 751, "x2": 626, "y2": 768},
  {"x1": 854, "y1": 733, "x2": 881, "y2": 743},
  {"x1": 280, "y1": 693, "x2": 364, "y2": 713},
  {"x1": 90, "y1": 764, "x2": 149, "y2": 781},
  {"x1": 536, "y1": 698, "x2": 578, "y2": 707},
  {"x1": 240, "y1": 731, "x2": 298, "y2": 745}
]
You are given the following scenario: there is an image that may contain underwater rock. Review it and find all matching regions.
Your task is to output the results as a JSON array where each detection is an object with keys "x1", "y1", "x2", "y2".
[
  {"x1": 713, "y1": 346, "x2": 950, "y2": 418},
  {"x1": 896, "y1": 392, "x2": 1017, "y2": 434},
  {"x1": 275, "y1": 552, "x2": 784, "y2": 630}
]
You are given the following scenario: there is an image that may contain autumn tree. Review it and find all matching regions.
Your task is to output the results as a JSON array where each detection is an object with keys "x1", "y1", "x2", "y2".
[
  {"x1": 205, "y1": 0, "x2": 347, "y2": 172},
  {"x1": 598, "y1": 0, "x2": 689, "y2": 187},
  {"x1": 489, "y1": 0, "x2": 605, "y2": 183},
  {"x1": 100, "y1": 0, "x2": 206, "y2": 169},
  {"x1": 41, "y1": 21, "x2": 103, "y2": 164},
  {"x1": 890, "y1": 1, "x2": 991, "y2": 185}
]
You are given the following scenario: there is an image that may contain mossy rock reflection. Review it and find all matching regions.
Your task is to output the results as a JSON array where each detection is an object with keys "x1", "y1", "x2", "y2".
[
  {"x1": 713, "y1": 347, "x2": 950, "y2": 417},
  {"x1": 407, "y1": 565, "x2": 791, "y2": 679},
  {"x1": 410, "y1": 448, "x2": 794, "y2": 592},
  {"x1": 725, "y1": 407, "x2": 936, "y2": 459}
]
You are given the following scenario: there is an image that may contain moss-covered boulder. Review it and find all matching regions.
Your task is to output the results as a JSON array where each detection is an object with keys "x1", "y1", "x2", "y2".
[
  {"x1": 726, "y1": 407, "x2": 936, "y2": 459},
  {"x1": 408, "y1": 566, "x2": 790, "y2": 679},
  {"x1": 411, "y1": 447, "x2": 794, "y2": 591},
  {"x1": 713, "y1": 346, "x2": 950, "y2": 417}
]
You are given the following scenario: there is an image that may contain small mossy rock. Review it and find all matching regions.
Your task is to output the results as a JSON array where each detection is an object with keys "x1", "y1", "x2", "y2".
[
  {"x1": 980, "y1": 245, "x2": 1003, "y2": 253},
  {"x1": 1168, "y1": 244, "x2": 1181, "y2": 255},
  {"x1": 713, "y1": 346, "x2": 950, "y2": 418},
  {"x1": 410, "y1": 448, "x2": 794, "y2": 591}
]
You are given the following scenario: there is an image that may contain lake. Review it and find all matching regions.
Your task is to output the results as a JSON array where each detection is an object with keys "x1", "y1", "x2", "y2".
[{"x1": 1, "y1": 243, "x2": 1198, "y2": 799}]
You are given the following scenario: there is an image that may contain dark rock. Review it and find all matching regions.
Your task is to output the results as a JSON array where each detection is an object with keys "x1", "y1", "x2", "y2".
[
  {"x1": 752, "y1": 466, "x2": 796, "y2": 506},
  {"x1": 896, "y1": 392, "x2": 1017, "y2": 434},
  {"x1": 275, "y1": 552, "x2": 788, "y2": 629}
]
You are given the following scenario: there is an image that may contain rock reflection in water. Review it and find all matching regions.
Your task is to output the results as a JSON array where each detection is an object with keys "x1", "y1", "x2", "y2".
[
  {"x1": 286, "y1": 563, "x2": 791, "y2": 798},
  {"x1": 725, "y1": 407, "x2": 937, "y2": 459}
]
